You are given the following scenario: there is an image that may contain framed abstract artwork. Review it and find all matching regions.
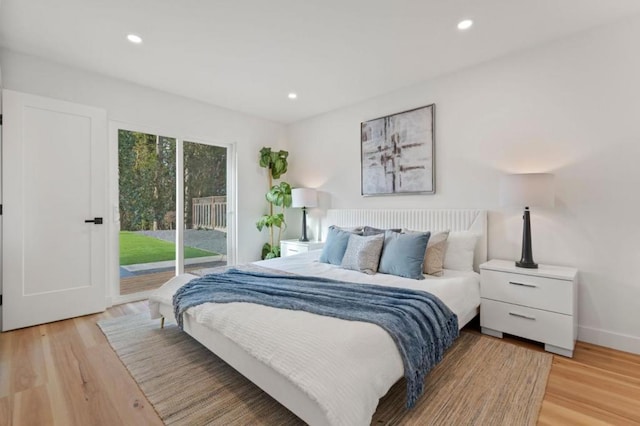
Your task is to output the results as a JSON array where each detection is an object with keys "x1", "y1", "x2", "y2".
[{"x1": 360, "y1": 104, "x2": 435, "y2": 196}]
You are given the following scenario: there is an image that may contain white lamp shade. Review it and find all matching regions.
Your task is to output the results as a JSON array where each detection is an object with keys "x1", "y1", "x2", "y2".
[
  {"x1": 291, "y1": 188, "x2": 318, "y2": 208},
  {"x1": 500, "y1": 173, "x2": 555, "y2": 208}
]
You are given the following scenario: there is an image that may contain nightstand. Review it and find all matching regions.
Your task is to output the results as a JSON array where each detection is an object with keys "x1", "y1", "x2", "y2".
[
  {"x1": 479, "y1": 259, "x2": 578, "y2": 357},
  {"x1": 280, "y1": 239, "x2": 325, "y2": 257}
]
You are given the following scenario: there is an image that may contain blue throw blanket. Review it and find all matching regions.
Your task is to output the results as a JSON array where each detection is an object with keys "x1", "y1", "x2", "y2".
[{"x1": 172, "y1": 268, "x2": 459, "y2": 408}]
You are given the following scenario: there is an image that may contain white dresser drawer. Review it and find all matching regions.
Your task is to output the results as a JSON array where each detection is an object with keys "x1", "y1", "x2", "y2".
[
  {"x1": 280, "y1": 240, "x2": 324, "y2": 257},
  {"x1": 282, "y1": 244, "x2": 308, "y2": 256},
  {"x1": 481, "y1": 299, "x2": 574, "y2": 349},
  {"x1": 481, "y1": 269, "x2": 574, "y2": 315}
]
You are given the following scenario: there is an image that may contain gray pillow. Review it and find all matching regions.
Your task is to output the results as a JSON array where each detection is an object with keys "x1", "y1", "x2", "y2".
[
  {"x1": 319, "y1": 226, "x2": 352, "y2": 265},
  {"x1": 341, "y1": 233, "x2": 384, "y2": 274},
  {"x1": 378, "y1": 230, "x2": 431, "y2": 280},
  {"x1": 335, "y1": 226, "x2": 364, "y2": 235},
  {"x1": 362, "y1": 226, "x2": 402, "y2": 236}
]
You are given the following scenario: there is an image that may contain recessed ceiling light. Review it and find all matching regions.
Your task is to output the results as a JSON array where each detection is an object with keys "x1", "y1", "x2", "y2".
[
  {"x1": 457, "y1": 19, "x2": 473, "y2": 31},
  {"x1": 288, "y1": 93, "x2": 297, "y2": 99},
  {"x1": 127, "y1": 34, "x2": 143, "y2": 44}
]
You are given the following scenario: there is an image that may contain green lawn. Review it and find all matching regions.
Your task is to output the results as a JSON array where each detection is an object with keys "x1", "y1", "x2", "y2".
[{"x1": 119, "y1": 231, "x2": 216, "y2": 265}]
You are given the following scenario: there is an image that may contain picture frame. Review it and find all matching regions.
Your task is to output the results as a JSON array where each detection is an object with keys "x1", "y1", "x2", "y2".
[{"x1": 360, "y1": 104, "x2": 435, "y2": 196}]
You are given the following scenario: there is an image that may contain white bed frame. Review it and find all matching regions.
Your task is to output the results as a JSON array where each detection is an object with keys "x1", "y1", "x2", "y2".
[{"x1": 158, "y1": 208, "x2": 487, "y2": 426}]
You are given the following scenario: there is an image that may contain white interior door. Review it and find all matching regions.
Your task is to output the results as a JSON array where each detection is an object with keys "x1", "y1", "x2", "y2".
[{"x1": 2, "y1": 89, "x2": 107, "y2": 331}]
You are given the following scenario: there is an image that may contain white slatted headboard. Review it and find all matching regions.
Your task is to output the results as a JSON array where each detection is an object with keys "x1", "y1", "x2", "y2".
[{"x1": 323, "y1": 209, "x2": 487, "y2": 271}]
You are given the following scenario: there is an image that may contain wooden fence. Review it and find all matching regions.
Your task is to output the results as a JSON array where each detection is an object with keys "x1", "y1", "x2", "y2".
[{"x1": 192, "y1": 196, "x2": 227, "y2": 231}]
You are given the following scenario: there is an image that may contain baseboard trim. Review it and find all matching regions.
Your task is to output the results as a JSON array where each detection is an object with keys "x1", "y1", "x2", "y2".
[{"x1": 579, "y1": 325, "x2": 640, "y2": 355}]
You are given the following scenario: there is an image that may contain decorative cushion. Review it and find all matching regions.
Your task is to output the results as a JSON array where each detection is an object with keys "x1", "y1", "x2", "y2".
[
  {"x1": 443, "y1": 231, "x2": 479, "y2": 272},
  {"x1": 424, "y1": 231, "x2": 450, "y2": 276},
  {"x1": 341, "y1": 233, "x2": 384, "y2": 274},
  {"x1": 335, "y1": 226, "x2": 364, "y2": 235},
  {"x1": 362, "y1": 226, "x2": 402, "y2": 236},
  {"x1": 319, "y1": 226, "x2": 352, "y2": 265},
  {"x1": 378, "y1": 230, "x2": 430, "y2": 280}
]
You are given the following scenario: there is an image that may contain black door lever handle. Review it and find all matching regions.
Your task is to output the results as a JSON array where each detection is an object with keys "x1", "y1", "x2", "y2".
[{"x1": 84, "y1": 217, "x2": 103, "y2": 224}]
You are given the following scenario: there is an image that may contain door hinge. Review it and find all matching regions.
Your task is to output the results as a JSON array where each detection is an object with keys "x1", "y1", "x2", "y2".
[
  {"x1": 0, "y1": 204, "x2": 2, "y2": 215},
  {"x1": 0, "y1": 114, "x2": 2, "y2": 125},
  {"x1": 0, "y1": 294, "x2": 3, "y2": 306}
]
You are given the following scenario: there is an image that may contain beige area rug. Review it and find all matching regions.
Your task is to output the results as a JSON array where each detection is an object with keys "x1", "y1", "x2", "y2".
[{"x1": 98, "y1": 313, "x2": 552, "y2": 425}]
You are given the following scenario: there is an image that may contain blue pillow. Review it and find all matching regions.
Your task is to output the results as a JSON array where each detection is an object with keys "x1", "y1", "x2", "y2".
[
  {"x1": 378, "y1": 230, "x2": 431, "y2": 279},
  {"x1": 319, "y1": 226, "x2": 352, "y2": 265}
]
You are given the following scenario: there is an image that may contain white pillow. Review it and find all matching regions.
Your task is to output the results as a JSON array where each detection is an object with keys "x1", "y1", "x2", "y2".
[{"x1": 443, "y1": 231, "x2": 479, "y2": 272}]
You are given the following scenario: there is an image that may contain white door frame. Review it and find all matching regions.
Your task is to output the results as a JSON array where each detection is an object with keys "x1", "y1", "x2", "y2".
[{"x1": 108, "y1": 121, "x2": 237, "y2": 305}]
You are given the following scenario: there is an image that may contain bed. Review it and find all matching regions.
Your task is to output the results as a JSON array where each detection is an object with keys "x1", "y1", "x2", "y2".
[{"x1": 149, "y1": 209, "x2": 487, "y2": 426}]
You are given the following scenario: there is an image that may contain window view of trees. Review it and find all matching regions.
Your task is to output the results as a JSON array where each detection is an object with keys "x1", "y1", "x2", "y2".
[
  {"x1": 118, "y1": 130, "x2": 227, "y2": 231},
  {"x1": 118, "y1": 130, "x2": 176, "y2": 231},
  {"x1": 184, "y1": 141, "x2": 227, "y2": 229}
]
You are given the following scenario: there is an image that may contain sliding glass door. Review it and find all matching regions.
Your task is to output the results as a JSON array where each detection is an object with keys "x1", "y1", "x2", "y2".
[
  {"x1": 179, "y1": 141, "x2": 228, "y2": 271},
  {"x1": 117, "y1": 129, "x2": 231, "y2": 296}
]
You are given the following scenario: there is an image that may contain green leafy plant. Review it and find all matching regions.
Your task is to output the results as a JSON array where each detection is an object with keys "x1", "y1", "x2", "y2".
[
  {"x1": 266, "y1": 181, "x2": 292, "y2": 207},
  {"x1": 259, "y1": 147, "x2": 288, "y2": 179},
  {"x1": 256, "y1": 148, "x2": 292, "y2": 259}
]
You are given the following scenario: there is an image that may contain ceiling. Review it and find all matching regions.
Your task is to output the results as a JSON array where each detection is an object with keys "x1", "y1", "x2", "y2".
[{"x1": 1, "y1": 1, "x2": 640, "y2": 124}]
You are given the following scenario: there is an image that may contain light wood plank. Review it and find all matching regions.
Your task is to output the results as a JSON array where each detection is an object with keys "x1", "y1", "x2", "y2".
[
  {"x1": 0, "y1": 330, "x2": 12, "y2": 399},
  {"x1": 86, "y1": 342, "x2": 163, "y2": 426},
  {"x1": 10, "y1": 326, "x2": 46, "y2": 393},
  {"x1": 538, "y1": 398, "x2": 615, "y2": 426},
  {"x1": 0, "y1": 396, "x2": 11, "y2": 426},
  {"x1": 544, "y1": 365, "x2": 640, "y2": 422},
  {"x1": 72, "y1": 316, "x2": 102, "y2": 349},
  {"x1": 13, "y1": 385, "x2": 54, "y2": 426},
  {"x1": 538, "y1": 341, "x2": 640, "y2": 424},
  {"x1": 120, "y1": 271, "x2": 175, "y2": 295},
  {"x1": 40, "y1": 324, "x2": 74, "y2": 426},
  {"x1": 572, "y1": 341, "x2": 640, "y2": 380},
  {"x1": 47, "y1": 320, "x2": 126, "y2": 426}
]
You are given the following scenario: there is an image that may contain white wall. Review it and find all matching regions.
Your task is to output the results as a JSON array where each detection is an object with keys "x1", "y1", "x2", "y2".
[
  {"x1": 0, "y1": 48, "x2": 285, "y2": 267},
  {"x1": 286, "y1": 16, "x2": 640, "y2": 354}
]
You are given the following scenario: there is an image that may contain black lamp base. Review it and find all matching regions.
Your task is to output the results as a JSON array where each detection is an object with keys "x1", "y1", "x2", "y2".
[
  {"x1": 516, "y1": 206, "x2": 539, "y2": 269},
  {"x1": 516, "y1": 260, "x2": 538, "y2": 269},
  {"x1": 299, "y1": 207, "x2": 309, "y2": 242}
]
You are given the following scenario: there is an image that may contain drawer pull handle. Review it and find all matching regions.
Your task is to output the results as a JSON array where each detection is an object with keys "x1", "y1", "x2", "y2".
[
  {"x1": 288, "y1": 249, "x2": 299, "y2": 253},
  {"x1": 509, "y1": 312, "x2": 536, "y2": 321},
  {"x1": 509, "y1": 281, "x2": 537, "y2": 288}
]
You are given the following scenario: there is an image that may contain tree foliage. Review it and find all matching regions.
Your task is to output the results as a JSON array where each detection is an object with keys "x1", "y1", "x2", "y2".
[
  {"x1": 184, "y1": 142, "x2": 226, "y2": 228},
  {"x1": 118, "y1": 130, "x2": 176, "y2": 231},
  {"x1": 118, "y1": 130, "x2": 226, "y2": 231}
]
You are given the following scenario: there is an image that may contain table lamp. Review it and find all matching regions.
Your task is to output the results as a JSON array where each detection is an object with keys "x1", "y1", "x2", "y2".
[
  {"x1": 291, "y1": 188, "x2": 318, "y2": 242},
  {"x1": 500, "y1": 173, "x2": 554, "y2": 268}
]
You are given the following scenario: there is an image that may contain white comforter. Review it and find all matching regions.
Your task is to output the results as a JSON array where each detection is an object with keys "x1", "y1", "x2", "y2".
[{"x1": 149, "y1": 250, "x2": 480, "y2": 426}]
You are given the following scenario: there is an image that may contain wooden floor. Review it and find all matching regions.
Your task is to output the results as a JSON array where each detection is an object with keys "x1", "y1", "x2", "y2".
[
  {"x1": 120, "y1": 271, "x2": 179, "y2": 295},
  {"x1": 119, "y1": 264, "x2": 219, "y2": 295},
  {"x1": 1, "y1": 303, "x2": 639, "y2": 426}
]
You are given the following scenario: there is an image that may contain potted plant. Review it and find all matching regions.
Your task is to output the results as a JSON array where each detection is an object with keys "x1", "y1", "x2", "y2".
[{"x1": 256, "y1": 147, "x2": 292, "y2": 259}]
